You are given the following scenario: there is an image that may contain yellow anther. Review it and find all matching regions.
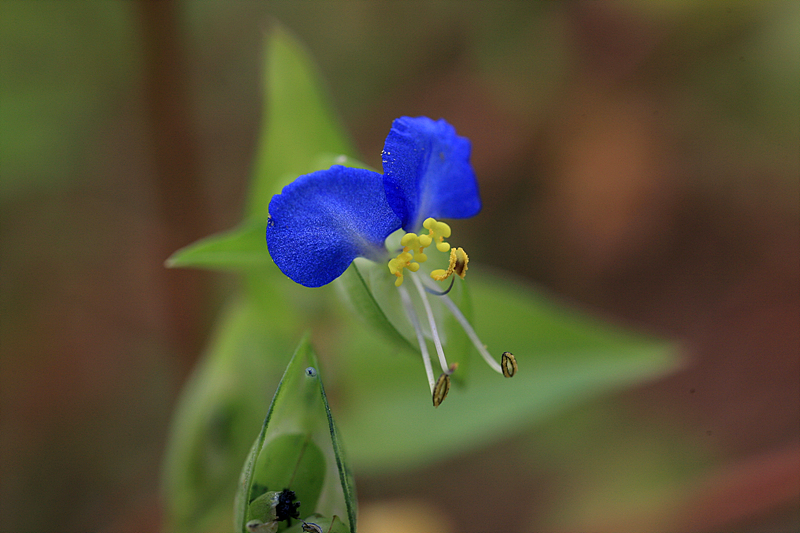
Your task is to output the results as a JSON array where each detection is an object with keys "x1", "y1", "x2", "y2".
[
  {"x1": 430, "y1": 247, "x2": 469, "y2": 282},
  {"x1": 399, "y1": 232, "x2": 429, "y2": 262},
  {"x1": 423, "y1": 217, "x2": 451, "y2": 238},
  {"x1": 400, "y1": 233, "x2": 420, "y2": 249},
  {"x1": 430, "y1": 269, "x2": 448, "y2": 281},
  {"x1": 422, "y1": 217, "x2": 452, "y2": 253},
  {"x1": 387, "y1": 255, "x2": 404, "y2": 275},
  {"x1": 387, "y1": 250, "x2": 419, "y2": 286}
]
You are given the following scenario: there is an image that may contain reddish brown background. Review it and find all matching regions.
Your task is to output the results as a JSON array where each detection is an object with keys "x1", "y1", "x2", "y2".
[{"x1": 1, "y1": 2, "x2": 797, "y2": 532}]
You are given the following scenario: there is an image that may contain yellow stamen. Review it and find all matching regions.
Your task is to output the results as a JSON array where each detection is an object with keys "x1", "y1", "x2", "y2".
[
  {"x1": 388, "y1": 250, "x2": 420, "y2": 287},
  {"x1": 387, "y1": 218, "x2": 469, "y2": 286},
  {"x1": 431, "y1": 247, "x2": 469, "y2": 281},
  {"x1": 423, "y1": 217, "x2": 451, "y2": 253}
]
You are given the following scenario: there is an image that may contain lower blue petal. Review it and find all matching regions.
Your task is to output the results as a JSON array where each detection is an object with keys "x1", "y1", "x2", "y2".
[
  {"x1": 266, "y1": 166, "x2": 402, "y2": 288},
  {"x1": 382, "y1": 116, "x2": 481, "y2": 232}
]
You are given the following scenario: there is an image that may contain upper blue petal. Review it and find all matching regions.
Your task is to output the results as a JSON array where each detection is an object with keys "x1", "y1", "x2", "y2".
[
  {"x1": 381, "y1": 116, "x2": 481, "y2": 232},
  {"x1": 266, "y1": 165, "x2": 402, "y2": 287}
]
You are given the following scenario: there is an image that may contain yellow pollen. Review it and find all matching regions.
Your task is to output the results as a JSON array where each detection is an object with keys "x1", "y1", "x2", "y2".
[
  {"x1": 423, "y1": 217, "x2": 451, "y2": 253},
  {"x1": 430, "y1": 247, "x2": 469, "y2": 281},
  {"x1": 388, "y1": 250, "x2": 421, "y2": 287},
  {"x1": 388, "y1": 218, "x2": 469, "y2": 286}
]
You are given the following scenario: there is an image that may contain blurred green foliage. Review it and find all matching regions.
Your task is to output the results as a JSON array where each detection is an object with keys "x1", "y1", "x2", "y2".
[{"x1": 0, "y1": 2, "x2": 138, "y2": 196}]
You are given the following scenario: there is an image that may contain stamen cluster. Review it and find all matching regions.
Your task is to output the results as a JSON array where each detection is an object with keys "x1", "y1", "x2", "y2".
[
  {"x1": 388, "y1": 217, "x2": 461, "y2": 287},
  {"x1": 388, "y1": 217, "x2": 516, "y2": 407}
]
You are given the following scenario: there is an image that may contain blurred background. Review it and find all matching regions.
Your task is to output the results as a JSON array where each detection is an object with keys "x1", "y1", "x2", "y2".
[{"x1": 1, "y1": 1, "x2": 798, "y2": 532}]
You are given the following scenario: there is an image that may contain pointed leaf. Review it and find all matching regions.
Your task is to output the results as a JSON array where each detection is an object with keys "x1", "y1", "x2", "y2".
[
  {"x1": 166, "y1": 221, "x2": 270, "y2": 271},
  {"x1": 247, "y1": 25, "x2": 356, "y2": 220},
  {"x1": 235, "y1": 336, "x2": 356, "y2": 533}
]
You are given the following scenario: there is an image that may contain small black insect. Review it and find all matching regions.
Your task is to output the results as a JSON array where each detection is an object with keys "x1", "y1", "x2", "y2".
[{"x1": 274, "y1": 488, "x2": 301, "y2": 524}]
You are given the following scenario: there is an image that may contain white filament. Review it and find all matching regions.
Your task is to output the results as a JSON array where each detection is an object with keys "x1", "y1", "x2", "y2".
[
  {"x1": 398, "y1": 284, "x2": 436, "y2": 392},
  {"x1": 438, "y1": 289, "x2": 503, "y2": 375},
  {"x1": 410, "y1": 273, "x2": 451, "y2": 374}
]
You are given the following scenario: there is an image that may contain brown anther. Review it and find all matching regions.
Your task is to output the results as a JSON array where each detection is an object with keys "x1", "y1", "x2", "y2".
[
  {"x1": 432, "y1": 373, "x2": 451, "y2": 406},
  {"x1": 453, "y1": 247, "x2": 469, "y2": 278},
  {"x1": 431, "y1": 247, "x2": 469, "y2": 282},
  {"x1": 501, "y1": 352, "x2": 517, "y2": 378}
]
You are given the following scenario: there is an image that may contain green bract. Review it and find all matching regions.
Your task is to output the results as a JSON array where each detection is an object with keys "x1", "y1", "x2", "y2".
[{"x1": 235, "y1": 336, "x2": 356, "y2": 533}]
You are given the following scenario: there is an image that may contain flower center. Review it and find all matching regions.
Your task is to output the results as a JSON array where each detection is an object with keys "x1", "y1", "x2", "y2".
[{"x1": 387, "y1": 217, "x2": 469, "y2": 287}]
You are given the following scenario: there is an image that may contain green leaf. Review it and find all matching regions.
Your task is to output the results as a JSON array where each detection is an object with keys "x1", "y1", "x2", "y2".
[
  {"x1": 246, "y1": 25, "x2": 356, "y2": 220},
  {"x1": 235, "y1": 336, "x2": 357, "y2": 533},
  {"x1": 334, "y1": 269, "x2": 682, "y2": 473},
  {"x1": 166, "y1": 221, "x2": 270, "y2": 271}
]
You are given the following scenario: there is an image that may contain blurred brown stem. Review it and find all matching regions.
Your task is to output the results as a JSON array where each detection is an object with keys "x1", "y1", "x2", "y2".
[{"x1": 138, "y1": 0, "x2": 210, "y2": 379}]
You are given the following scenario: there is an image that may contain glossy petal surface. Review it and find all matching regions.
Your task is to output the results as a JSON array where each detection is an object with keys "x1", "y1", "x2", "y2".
[
  {"x1": 382, "y1": 116, "x2": 481, "y2": 231},
  {"x1": 267, "y1": 166, "x2": 401, "y2": 287}
]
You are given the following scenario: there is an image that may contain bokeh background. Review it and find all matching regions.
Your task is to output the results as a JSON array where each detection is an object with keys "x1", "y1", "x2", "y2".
[{"x1": 1, "y1": 1, "x2": 798, "y2": 532}]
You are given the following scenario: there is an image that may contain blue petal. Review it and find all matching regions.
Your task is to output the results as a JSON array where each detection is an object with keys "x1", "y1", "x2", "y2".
[
  {"x1": 382, "y1": 116, "x2": 481, "y2": 232},
  {"x1": 266, "y1": 166, "x2": 402, "y2": 287}
]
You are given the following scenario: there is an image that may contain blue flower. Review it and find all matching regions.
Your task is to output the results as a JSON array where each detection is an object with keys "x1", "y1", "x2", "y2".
[
  {"x1": 266, "y1": 116, "x2": 515, "y2": 406},
  {"x1": 267, "y1": 117, "x2": 480, "y2": 288}
]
